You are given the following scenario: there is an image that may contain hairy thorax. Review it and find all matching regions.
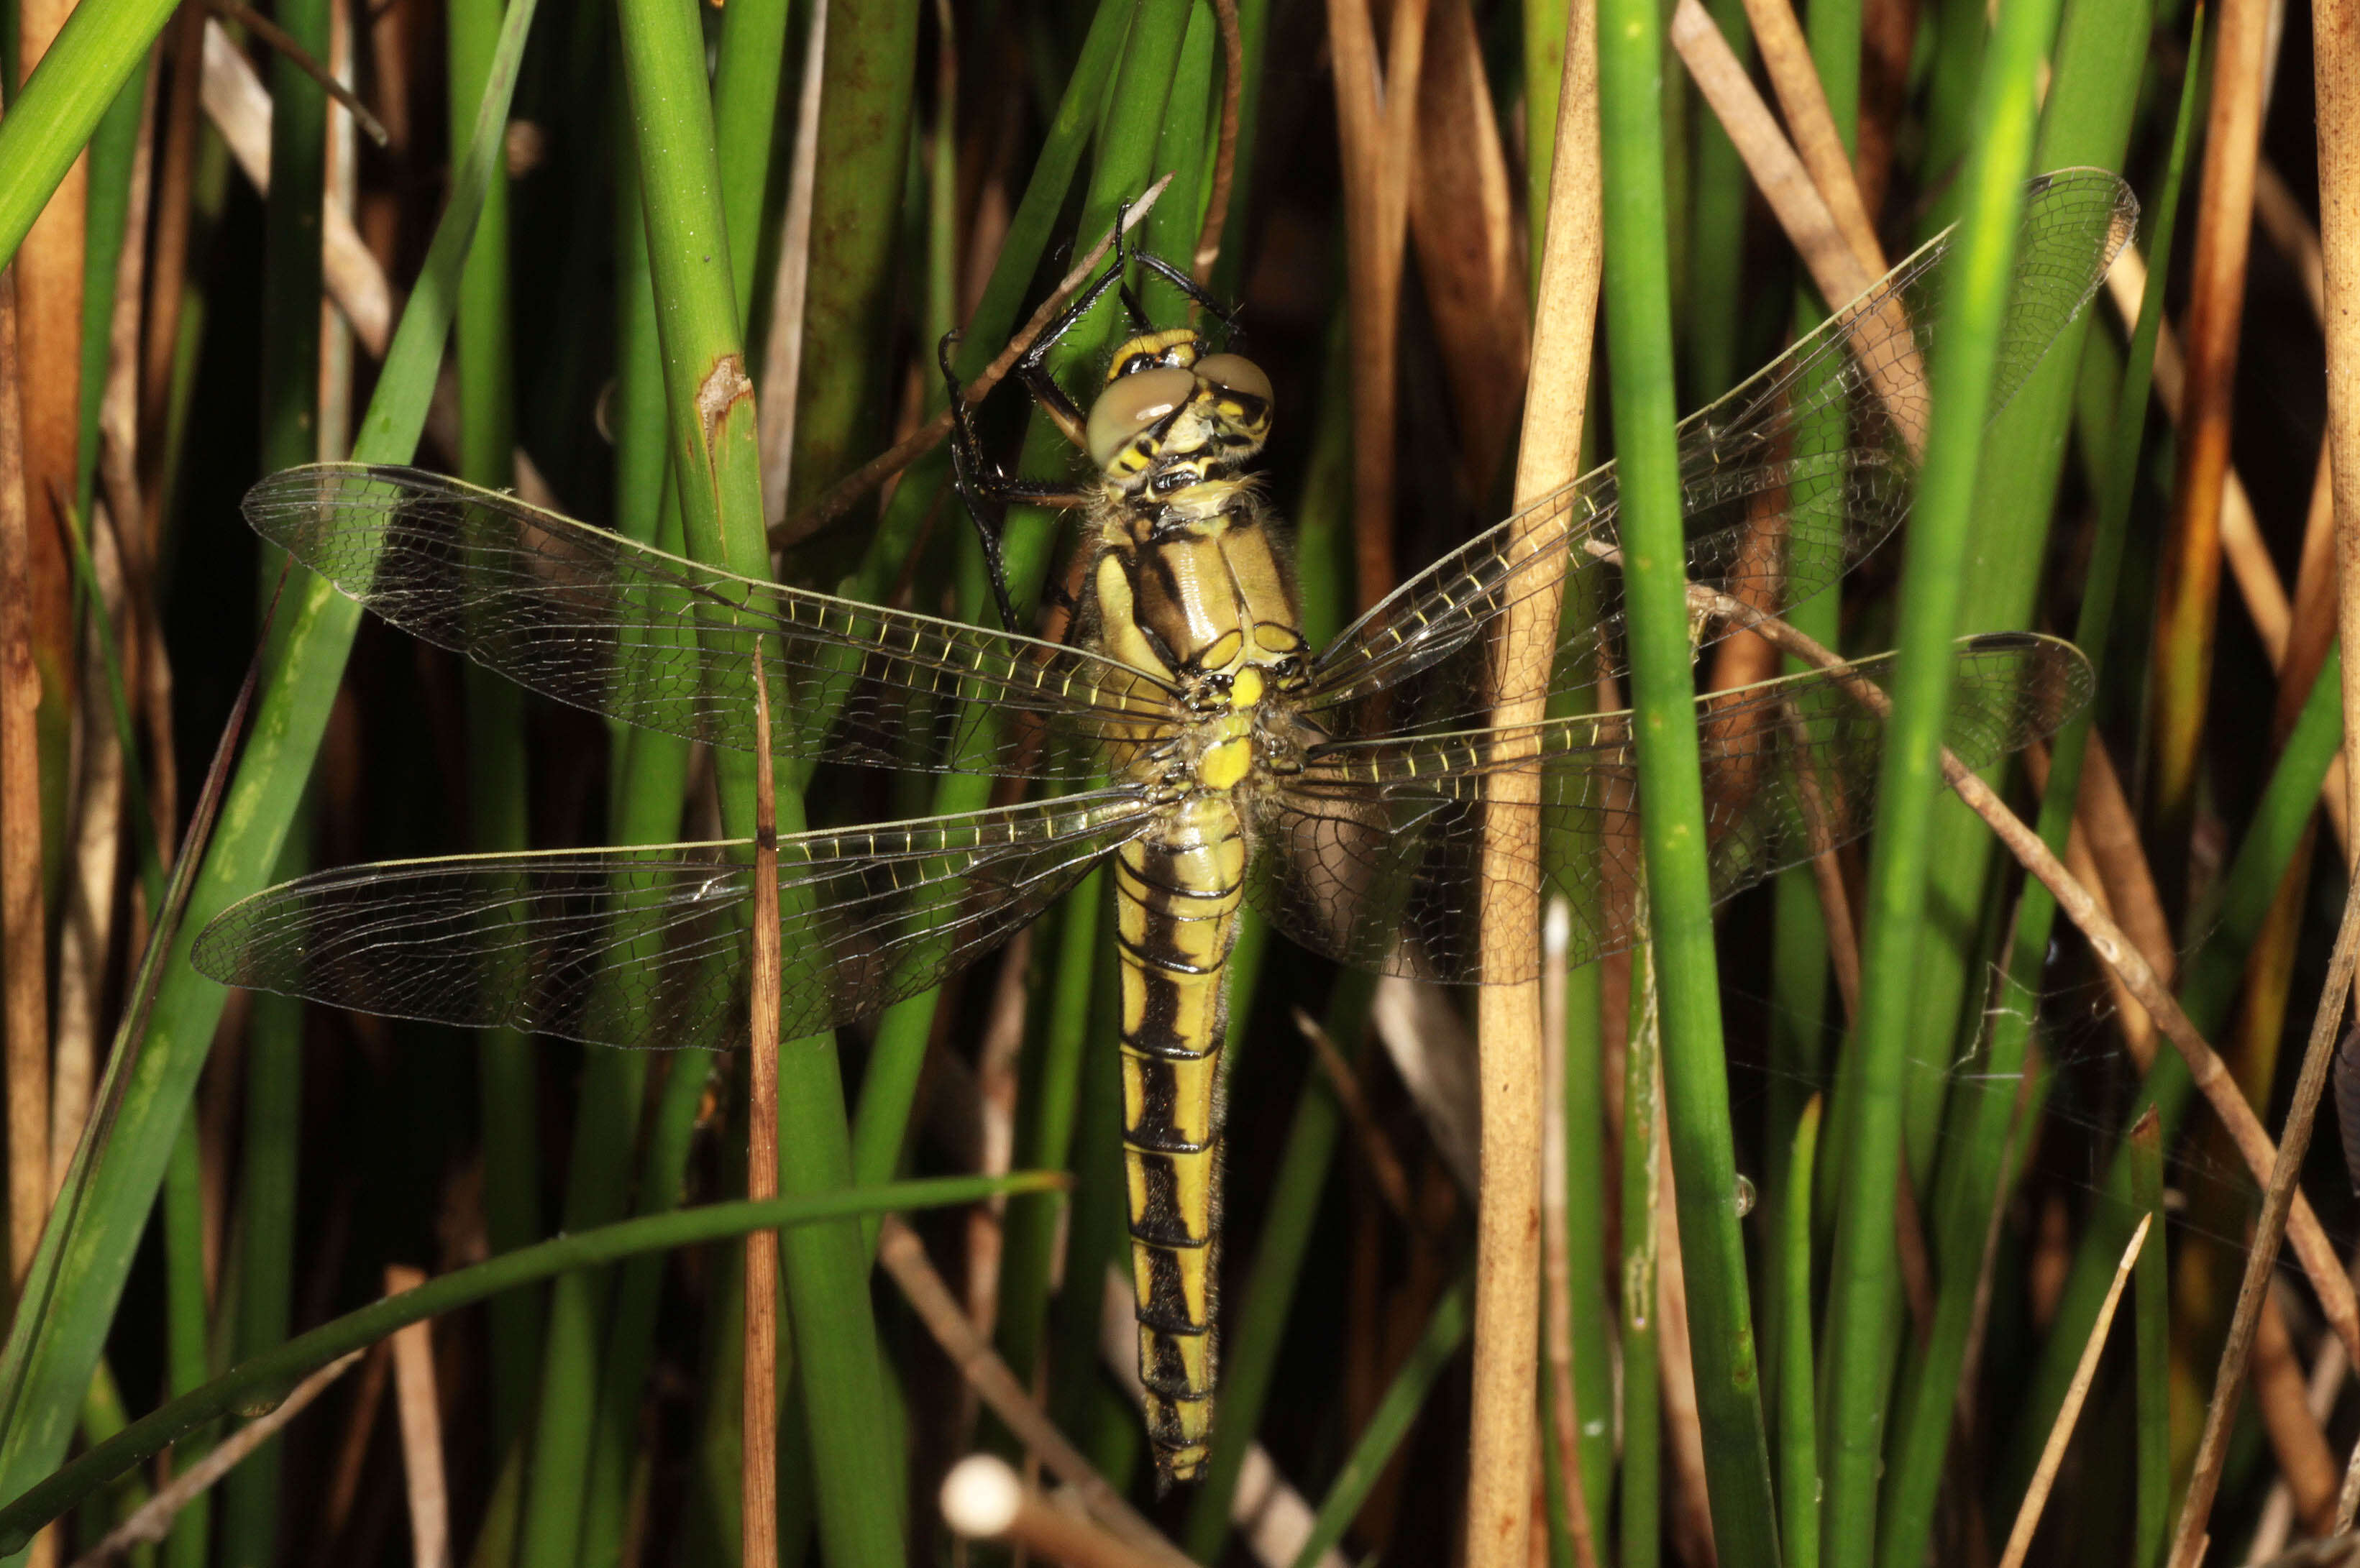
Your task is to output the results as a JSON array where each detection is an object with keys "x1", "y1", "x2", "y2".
[{"x1": 1087, "y1": 485, "x2": 1321, "y2": 805}]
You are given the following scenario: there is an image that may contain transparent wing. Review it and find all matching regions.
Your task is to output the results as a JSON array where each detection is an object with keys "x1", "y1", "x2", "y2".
[
  {"x1": 191, "y1": 790, "x2": 1156, "y2": 1050},
  {"x1": 245, "y1": 465, "x2": 1182, "y2": 781},
  {"x1": 1252, "y1": 632, "x2": 2093, "y2": 984},
  {"x1": 1304, "y1": 169, "x2": 2137, "y2": 730}
]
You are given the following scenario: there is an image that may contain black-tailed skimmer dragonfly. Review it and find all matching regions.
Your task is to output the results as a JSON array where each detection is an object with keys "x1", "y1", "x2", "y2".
[{"x1": 193, "y1": 168, "x2": 2135, "y2": 1484}]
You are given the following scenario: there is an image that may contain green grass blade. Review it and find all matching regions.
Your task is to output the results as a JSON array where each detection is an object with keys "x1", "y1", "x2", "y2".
[
  {"x1": 1622, "y1": 936, "x2": 1664, "y2": 1568},
  {"x1": 1816, "y1": 0, "x2": 2062, "y2": 1545},
  {"x1": 713, "y1": 0, "x2": 795, "y2": 329},
  {"x1": 218, "y1": 0, "x2": 332, "y2": 1557},
  {"x1": 0, "y1": 0, "x2": 539, "y2": 1524},
  {"x1": 2129, "y1": 1109, "x2": 2168, "y2": 1568},
  {"x1": 1877, "y1": 12, "x2": 2200, "y2": 1557},
  {"x1": 847, "y1": 0, "x2": 1203, "y2": 1237},
  {"x1": 1596, "y1": 0, "x2": 1776, "y2": 1548},
  {"x1": 579, "y1": 1053, "x2": 723, "y2": 1568},
  {"x1": 0, "y1": 1174, "x2": 1059, "y2": 1549},
  {"x1": 993, "y1": 874, "x2": 1107, "y2": 1411},
  {"x1": 567, "y1": 70, "x2": 736, "y2": 1565},
  {"x1": 1888, "y1": 0, "x2": 2159, "y2": 1186},
  {"x1": 220, "y1": 982, "x2": 303, "y2": 1568},
  {"x1": 1781, "y1": 1097, "x2": 1822, "y2": 1568},
  {"x1": 0, "y1": 0, "x2": 176, "y2": 272},
  {"x1": 616, "y1": 0, "x2": 905, "y2": 1555},
  {"x1": 1684, "y1": 0, "x2": 1751, "y2": 402},
  {"x1": 1561, "y1": 950, "x2": 1614, "y2": 1533},
  {"x1": 1048, "y1": 941, "x2": 1130, "y2": 1456},
  {"x1": 517, "y1": 1045, "x2": 649, "y2": 1568},
  {"x1": 1181, "y1": 969, "x2": 1377, "y2": 1560},
  {"x1": 1287, "y1": 1273, "x2": 1473, "y2": 1568},
  {"x1": 2006, "y1": 644, "x2": 2343, "y2": 1489},
  {"x1": 444, "y1": 0, "x2": 546, "y2": 1467},
  {"x1": 160, "y1": 1116, "x2": 209, "y2": 1568},
  {"x1": 783, "y1": 0, "x2": 920, "y2": 512},
  {"x1": 76, "y1": 56, "x2": 147, "y2": 514}
]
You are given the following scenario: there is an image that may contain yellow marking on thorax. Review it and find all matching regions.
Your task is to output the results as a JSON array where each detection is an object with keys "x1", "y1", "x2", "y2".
[
  {"x1": 1195, "y1": 664, "x2": 1266, "y2": 792},
  {"x1": 1094, "y1": 551, "x2": 1175, "y2": 683}
]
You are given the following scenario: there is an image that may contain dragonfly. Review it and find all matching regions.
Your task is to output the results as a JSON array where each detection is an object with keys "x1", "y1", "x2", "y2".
[{"x1": 193, "y1": 167, "x2": 2136, "y2": 1485}]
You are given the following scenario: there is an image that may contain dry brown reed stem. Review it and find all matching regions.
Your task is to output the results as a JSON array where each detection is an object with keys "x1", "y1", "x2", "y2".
[
  {"x1": 2107, "y1": 254, "x2": 2287, "y2": 653},
  {"x1": 2149, "y1": 0, "x2": 2274, "y2": 827},
  {"x1": 874, "y1": 1216, "x2": 1195, "y2": 1568},
  {"x1": 1684, "y1": 586, "x2": 2360, "y2": 1366},
  {"x1": 771, "y1": 178, "x2": 1172, "y2": 546},
  {"x1": 201, "y1": 0, "x2": 389, "y2": 145},
  {"x1": 744, "y1": 654, "x2": 782, "y2": 1568},
  {"x1": 2248, "y1": 1256, "x2": 2360, "y2": 1555},
  {"x1": 2291, "y1": 16, "x2": 2360, "y2": 1541},
  {"x1": 1294, "y1": 1007, "x2": 1417, "y2": 1225},
  {"x1": 0, "y1": 272, "x2": 44, "y2": 1296},
  {"x1": 65, "y1": 1350, "x2": 367, "y2": 1567},
  {"x1": 51, "y1": 505, "x2": 126, "y2": 1201},
  {"x1": 2105, "y1": 249, "x2": 2354, "y2": 853},
  {"x1": 16, "y1": 0, "x2": 85, "y2": 738},
  {"x1": 199, "y1": 20, "x2": 393, "y2": 357},
  {"x1": 2256, "y1": 158, "x2": 2329, "y2": 319},
  {"x1": 2025, "y1": 740, "x2": 2172, "y2": 1063},
  {"x1": 2075, "y1": 745, "x2": 2173, "y2": 984},
  {"x1": 1735, "y1": 0, "x2": 1885, "y2": 273},
  {"x1": 2323, "y1": 0, "x2": 2360, "y2": 847},
  {"x1": 1327, "y1": 0, "x2": 1429, "y2": 615},
  {"x1": 56, "y1": 70, "x2": 159, "y2": 1179},
  {"x1": 1670, "y1": 0, "x2": 1874, "y2": 306},
  {"x1": 1467, "y1": 5, "x2": 1598, "y2": 1562},
  {"x1": 1191, "y1": 0, "x2": 1243, "y2": 283},
  {"x1": 2281, "y1": 445, "x2": 2341, "y2": 743},
  {"x1": 1407, "y1": 0, "x2": 1528, "y2": 498},
  {"x1": 1536, "y1": 903, "x2": 1601, "y2": 1568},
  {"x1": 383, "y1": 1265, "x2": 452, "y2": 1568},
  {"x1": 319, "y1": 0, "x2": 357, "y2": 459},
  {"x1": 317, "y1": 1342, "x2": 391, "y2": 1543},
  {"x1": 99, "y1": 62, "x2": 167, "y2": 850},
  {"x1": 1650, "y1": 1141, "x2": 1717, "y2": 1566},
  {"x1": 2252, "y1": 1289, "x2": 2338, "y2": 1535},
  {"x1": 1667, "y1": 0, "x2": 1926, "y2": 453},
  {"x1": 1954, "y1": 1072, "x2": 2043, "y2": 1445},
  {"x1": 1996, "y1": 1214, "x2": 2150, "y2": 1568},
  {"x1": 939, "y1": 1455, "x2": 1169, "y2": 1568},
  {"x1": 141, "y1": 7, "x2": 204, "y2": 528},
  {"x1": 1811, "y1": 847, "x2": 1861, "y2": 1020},
  {"x1": 1853, "y1": 0, "x2": 1913, "y2": 213},
  {"x1": 963, "y1": 932, "x2": 1030, "y2": 1344},
  {"x1": 2165, "y1": 881, "x2": 2360, "y2": 1568},
  {"x1": 51, "y1": 55, "x2": 151, "y2": 1175}
]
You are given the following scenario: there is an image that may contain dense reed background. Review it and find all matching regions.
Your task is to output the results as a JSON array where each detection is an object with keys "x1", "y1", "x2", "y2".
[{"x1": 0, "y1": 0, "x2": 2351, "y2": 1559}]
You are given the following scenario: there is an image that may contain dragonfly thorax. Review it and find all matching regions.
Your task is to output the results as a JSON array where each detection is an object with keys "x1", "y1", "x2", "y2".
[{"x1": 1133, "y1": 661, "x2": 1320, "y2": 802}]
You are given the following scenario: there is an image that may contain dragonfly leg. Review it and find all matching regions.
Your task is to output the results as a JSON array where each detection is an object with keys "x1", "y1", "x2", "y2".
[
  {"x1": 940, "y1": 330, "x2": 1092, "y2": 631},
  {"x1": 1130, "y1": 250, "x2": 1245, "y2": 348}
]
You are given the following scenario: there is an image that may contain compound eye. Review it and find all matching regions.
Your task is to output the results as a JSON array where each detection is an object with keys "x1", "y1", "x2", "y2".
[
  {"x1": 1086, "y1": 365, "x2": 1196, "y2": 469},
  {"x1": 1194, "y1": 353, "x2": 1273, "y2": 407}
]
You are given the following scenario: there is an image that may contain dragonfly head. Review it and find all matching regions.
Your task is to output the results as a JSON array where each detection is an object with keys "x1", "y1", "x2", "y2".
[{"x1": 1086, "y1": 333, "x2": 1273, "y2": 495}]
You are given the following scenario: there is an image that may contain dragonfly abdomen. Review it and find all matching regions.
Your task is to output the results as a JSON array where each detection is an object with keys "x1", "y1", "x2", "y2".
[{"x1": 1114, "y1": 794, "x2": 1245, "y2": 1485}]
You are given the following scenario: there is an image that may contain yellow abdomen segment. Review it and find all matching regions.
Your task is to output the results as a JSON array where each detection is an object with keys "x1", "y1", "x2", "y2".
[{"x1": 1115, "y1": 794, "x2": 1245, "y2": 1485}]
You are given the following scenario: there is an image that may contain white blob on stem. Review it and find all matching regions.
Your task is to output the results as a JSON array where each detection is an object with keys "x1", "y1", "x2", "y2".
[{"x1": 939, "y1": 1454, "x2": 1023, "y2": 1539}]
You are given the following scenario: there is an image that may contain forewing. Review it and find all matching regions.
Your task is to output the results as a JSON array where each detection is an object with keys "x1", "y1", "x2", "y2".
[
  {"x1": 1303, "y1": 170, "x2": 2136, "y2": 730},
  {"x1": 191, "y1": 790, "x2": 1156, "y2": 1049},
  {"x1": 1252, "y1": 633, "x2": 2091, "y2": 983},
  {"x1": 245, "y1": 464, "x2": 1179, "y2": 781}
]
